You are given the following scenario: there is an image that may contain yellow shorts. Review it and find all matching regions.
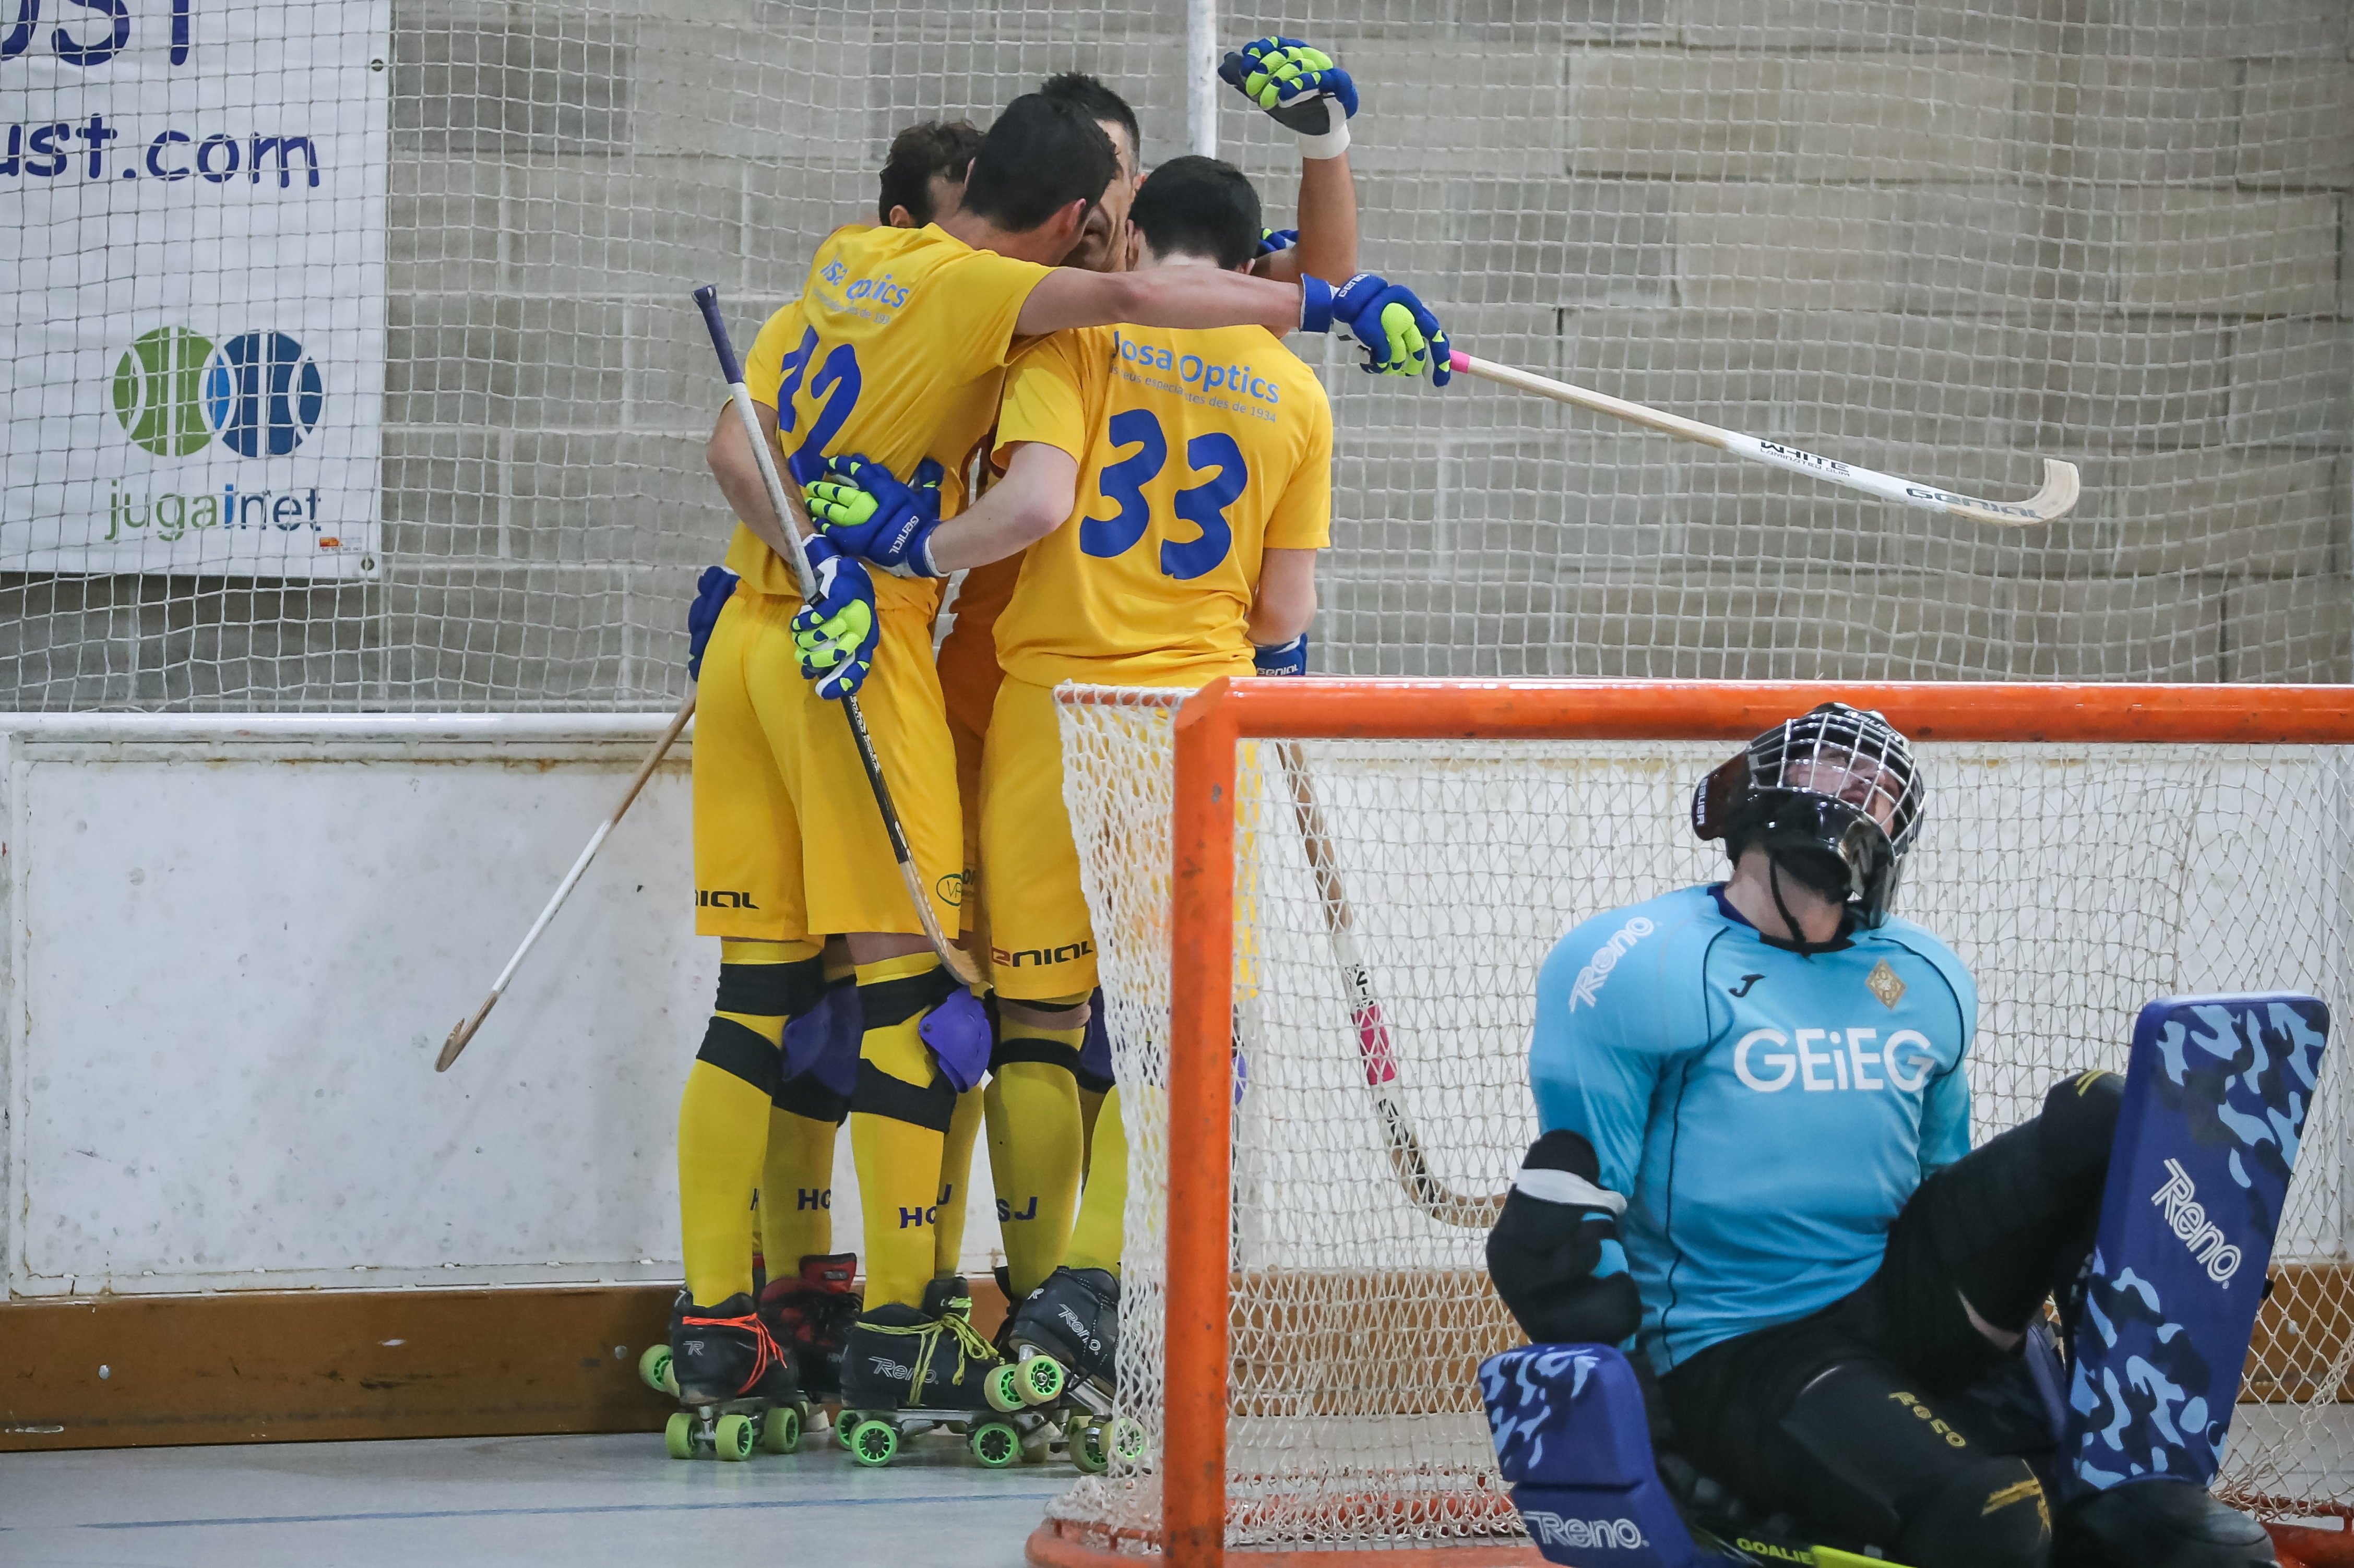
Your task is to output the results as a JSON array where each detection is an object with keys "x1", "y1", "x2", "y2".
[
  {"x1": 979, "y1": 673, "x2": 1103, "y2": 1003},
  {"x1": 692, "y1": 588, "x2": 963, "y2": 942}
]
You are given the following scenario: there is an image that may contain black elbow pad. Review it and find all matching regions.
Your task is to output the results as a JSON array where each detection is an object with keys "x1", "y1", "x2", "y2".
[{"x1": 1487, "y1": 1129, "x2": 1643, "y2": 1347}]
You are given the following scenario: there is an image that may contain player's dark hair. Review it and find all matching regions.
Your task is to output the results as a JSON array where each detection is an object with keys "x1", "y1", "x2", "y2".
[
  {"x1": 877, "y1": 119, "x2": 983, "y2": 226},
  {"x1": 1131, "y1": 155, "x2": 1263, "y2": 271},
  {"x1": 1040, "y1": 71, "x2": 1140, "y2": 167},
  {"x1": 962, "y1": 94, "x2": 1118, "y2": 232}
]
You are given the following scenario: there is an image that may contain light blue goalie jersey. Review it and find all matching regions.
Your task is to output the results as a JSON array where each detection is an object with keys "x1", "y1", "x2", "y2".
[{"x1": 1527, "y1": 884, "x2": 1978, "y2": 1374}]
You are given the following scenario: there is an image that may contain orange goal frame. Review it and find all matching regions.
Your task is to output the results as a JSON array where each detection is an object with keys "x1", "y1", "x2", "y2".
[{"x1": 1039, "y1": 678, "x2": 2354, "y2": 1568}]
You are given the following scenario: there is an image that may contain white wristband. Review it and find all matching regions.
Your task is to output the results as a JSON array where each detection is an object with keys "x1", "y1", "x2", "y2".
[
  {"x1": 1513, "y1": 1166, "x2": 1627, "y2": 1214},
  {"x1": 1295, "y1": 119, "x2": 1350, "y2": 160}
]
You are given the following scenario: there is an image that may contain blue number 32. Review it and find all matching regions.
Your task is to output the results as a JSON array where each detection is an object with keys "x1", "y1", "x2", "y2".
[{"x1": 1080, "y1": 408, "x2": 1245, "y2": 581}]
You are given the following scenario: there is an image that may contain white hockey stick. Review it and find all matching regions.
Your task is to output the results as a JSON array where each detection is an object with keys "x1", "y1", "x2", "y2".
[
  {"x1": 1279, "y1": 743, "x2": 1506, "y2": 1229},
  {"x1": 437, "y1": 690, "x2": 696, "y2": 1071},
  {"x1": 1448, "y1": 349, "x2": 2079, "y2": 528}
]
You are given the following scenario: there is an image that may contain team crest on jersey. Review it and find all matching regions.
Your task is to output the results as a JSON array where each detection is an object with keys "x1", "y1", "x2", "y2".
[{"x1": 1866, "y1": 957, "x2": 1906, "y2": 1009}]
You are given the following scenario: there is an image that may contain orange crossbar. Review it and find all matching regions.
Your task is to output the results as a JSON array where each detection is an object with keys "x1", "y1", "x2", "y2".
[{"x1": 1156, "y1": 679, "x2": 2354, "y2": 1568}]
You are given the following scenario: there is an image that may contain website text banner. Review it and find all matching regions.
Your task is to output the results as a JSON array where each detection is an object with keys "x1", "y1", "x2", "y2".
[{"x1": 1, "y1": 0, "x2": 388, "y2": 578}]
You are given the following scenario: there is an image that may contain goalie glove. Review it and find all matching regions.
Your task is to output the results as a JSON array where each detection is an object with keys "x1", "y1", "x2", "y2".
[
  {"x1": 1485, "y1": 1129, "x2": 1642, "y2": 1347},
  {"x1": 790, "y1": 537, "x2": 879, "y2": 700},
  {"x1": 1253, "y1": 634, "x2": 1309, "y2": 677},
  {"x1": 685, "y1": 565, "x2": 739, "y2": 679},
  {"x1": 1300, "y1": 272, "x2": 1453, "y2": 386},
  {"x1": 1219, "y1": 37, "x2": 1359, "y2": 160},
  {"x1": 802, "y1": 453, "x2": 949, "y2": 579}
]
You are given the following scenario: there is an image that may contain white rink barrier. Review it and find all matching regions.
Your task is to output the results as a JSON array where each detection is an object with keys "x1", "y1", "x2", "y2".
[{"x1": 0, "y1": 713, "x2": 1004, "y2": 1299}]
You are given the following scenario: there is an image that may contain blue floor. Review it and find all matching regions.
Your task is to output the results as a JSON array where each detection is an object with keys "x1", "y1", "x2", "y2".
[{"x1": 0, "y1": 1426, "x2": 1064, "y2": 1566}]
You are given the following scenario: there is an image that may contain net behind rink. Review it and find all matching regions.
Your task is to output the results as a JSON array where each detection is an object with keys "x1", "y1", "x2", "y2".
[
  {"x1": 1048, "y1": 685, "x2": 2353, "y2": 1552},
  {"x1": 5, "y1": 1, "x2": 2349, "y2": 707}
]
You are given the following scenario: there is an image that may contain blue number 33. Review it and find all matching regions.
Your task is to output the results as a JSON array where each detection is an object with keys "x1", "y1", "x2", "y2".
[{"x1": 1080, "y1": 409, "x2": 1245, "y2": 581}]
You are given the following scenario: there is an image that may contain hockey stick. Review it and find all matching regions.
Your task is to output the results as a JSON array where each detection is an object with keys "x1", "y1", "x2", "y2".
[
  {"x1": 436, "y1": 689, "x2": 696, "y2": 1072},
  {"x1": 1277, "y1": 742, "x2": 1506, "y2": 1228},
  {"x1": 691, "y1": 284, "x2": 981, "y2": 989},
  {"x1": 1448, "y1": 349, "x2": 2080, "y2": 528}
]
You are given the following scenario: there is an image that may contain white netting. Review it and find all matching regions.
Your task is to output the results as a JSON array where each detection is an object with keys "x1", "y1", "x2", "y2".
[
  {"x1": 1050, "y1": 684, "x2": 2354, "y2": 1550},
  {"x1": 5, "y1": 3, "x2": 2348, "y2": 708}
]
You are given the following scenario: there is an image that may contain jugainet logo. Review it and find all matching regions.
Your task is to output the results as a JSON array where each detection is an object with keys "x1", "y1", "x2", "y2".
[{"x1": 112, "y1": 326, "x2": 323, "y2": 457}]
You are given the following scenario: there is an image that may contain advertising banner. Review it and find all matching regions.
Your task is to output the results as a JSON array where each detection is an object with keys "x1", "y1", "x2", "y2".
[{"x1": 1, "y1": 0, "x2": 388, "y2": 577}]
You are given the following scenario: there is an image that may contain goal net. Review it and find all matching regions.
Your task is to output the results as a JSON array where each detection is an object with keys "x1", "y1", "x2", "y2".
[
  {"x1": 4, "y1": 3, "x2": 2347, "y2": 709},
  {"x1": 1043, "y1": 679, "x2": 2353, "y2": 1559}
]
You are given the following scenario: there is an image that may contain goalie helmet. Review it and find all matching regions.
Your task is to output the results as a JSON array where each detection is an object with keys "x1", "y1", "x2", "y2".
[{"x1": 1691, "y1": 702, "x2": 1923, "y2": 930}]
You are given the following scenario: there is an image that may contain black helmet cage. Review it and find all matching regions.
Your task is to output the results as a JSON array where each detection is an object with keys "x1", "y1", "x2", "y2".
[{"x1": 1690, "y1": 703, "x2": 1924, "y2": 928}]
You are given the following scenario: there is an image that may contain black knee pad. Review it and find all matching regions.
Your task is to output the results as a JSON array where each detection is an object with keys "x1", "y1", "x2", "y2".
[
  {"x1": 858, "y1": 962, "x2": 959, "y2": 1031},
  {"x1": 775, "y1": 1072, "x2": 850, "y2": 1124},
  {"x1": 992, "y1": 1033, "x2": 1078, "y2": 1076},
  {"x1": 2035, "y1": 1069, "x2": 2123, "y2": 1188},
  {"x1": 851, "y1": 1059, "x2": 954, "y2": 1132},
  {"x1": 1896, "y1": 1457, "x2": 2051, "y2": 1568},
  {"x1": 715, "y1": 955, "x2": 825, "y2": 1020},
  {"x1": 696, "y1": 1015, "x2": 781, "y2": 1095}
]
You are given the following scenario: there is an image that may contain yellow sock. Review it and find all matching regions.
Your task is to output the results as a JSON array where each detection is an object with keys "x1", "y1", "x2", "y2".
[
  {"x1": 1063, "y1": 1085, "x2": 1127, "y2": 1277},
  {"x1": 984, "y1": 1019, "x2": 1088, "y2": 1298},
  {"x1": 933, "y1": 1085, "x2": 986, "y2": 1276},
  {"x1": 760, "y1": 1109, "x2": 839, "y2": 1271},
  {"x1": 850, "y1": 952, "x2": 955, "y2": 1310}
]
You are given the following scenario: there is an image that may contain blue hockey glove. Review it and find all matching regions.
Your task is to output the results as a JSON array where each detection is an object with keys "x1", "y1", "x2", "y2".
[
  {"x1": 1300, "y1": 272, "x2": 1452, "y2": 386},
  {"x1": 1219, "y1": 37, "x2": 1358, "y2": 159},
  {"x1": 790, "y1": 537, "x2": 878, "y2": 701},
  {"x1": 685, "y1": 565, "x2": 738, "y2": 679},
  {"x1": 1253, "y1": 635, "x2": 1309, "y2": 677},
  {"x1": 802, "y1": 453, "x2": 948, "y2": 579},
  {"x1": 1256, "y1": 227, "x2": 1300, "y2": 257}
]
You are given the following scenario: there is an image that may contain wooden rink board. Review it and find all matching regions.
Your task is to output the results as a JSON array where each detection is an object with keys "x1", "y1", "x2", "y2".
[{"x1": 0, "y1": 1266, "x2": 2340, "y2": 1452}]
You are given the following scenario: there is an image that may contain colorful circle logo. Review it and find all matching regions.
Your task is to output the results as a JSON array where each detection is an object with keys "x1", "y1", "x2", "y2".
[
  {"x1": 203, "y1": 332, "x2": 324, "y2": 457},
  {"x1": 111, "y1": 327, "x2": 216, "y2": 457}
]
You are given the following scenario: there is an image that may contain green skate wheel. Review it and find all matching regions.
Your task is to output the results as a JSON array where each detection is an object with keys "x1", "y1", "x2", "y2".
[
  {"x1": 638, "y1": 1344, "x2": 675, "y2": 1396},
  {"x1": 715, "y1": 1412, "x2": 756, "y2": 1462},
  {"x1": 761, "y1": 1403, "x2": 802, "y2": 1454},
  {"x1": 970, "y1": 1419, "x2": 1020, "y2": 1469},
  {"x1": 1108, "y1": 1417, "x2": 1147, "y2": 1465},
  {"x1": 663, "y1": 1411, "x2": 694, "y2": 1461},
  {"x1": 1072, "y1": 1420, "x2": 1109, "y2": 1475},
  {"x1": 1015, "y1": 1352, "x2": 1065, "y2": 1406},
  {"x1": 835, "y1": 1408, "x2": 859, "y2": 1449},
  {"x1": 848, "y1": 1417, "x2": 899, "y2": 1468}
]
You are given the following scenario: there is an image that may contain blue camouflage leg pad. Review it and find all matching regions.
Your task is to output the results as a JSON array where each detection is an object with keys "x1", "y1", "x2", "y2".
[
  {"x1": 1479, "y1": 1344, "x2": 1704, "y2": 1567},
  {"x1": 2065, "y1": 992, "x2": 2329, "y2": 1492},
  {"x1": 919, "y1": 987, "x2": 993, "y2": 1095}
]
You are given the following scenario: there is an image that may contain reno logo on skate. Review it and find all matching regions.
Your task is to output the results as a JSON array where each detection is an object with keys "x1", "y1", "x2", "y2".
[
  {"x1": 1567, "y1": 917, "x2": 1654, "y2": 1010},
  {"x1": 1732, "y1": 1026, "x2": 1941, "y2": 1095},
  {"x1": 866, "y1": 1356, "x2": 912, "y2": 1381},
  {"x1": 1056, "y1": 1304, "x2": 1103, "y2": 1357},
  {"x1": 1518, "y1": 1513, "x2": 1646, "y2": 1553},
  {"x1": 2151, "y1": 1158, "x2": 2243, "y2": 1285}
]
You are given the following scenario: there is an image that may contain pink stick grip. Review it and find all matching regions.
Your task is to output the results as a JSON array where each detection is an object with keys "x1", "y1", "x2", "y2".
[{"x1": 1449, "y1": 348, "x2": 1470, "y2": 372}]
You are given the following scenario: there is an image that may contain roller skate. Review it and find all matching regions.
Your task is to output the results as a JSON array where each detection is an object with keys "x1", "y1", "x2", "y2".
[
  {"x1": 658, "y1": 1293, "x2": 810, "y2": 1461},
  {"x1": 760, "y1": 1252, "x2": 861, "y2": 1401},
  {"x1": 834, "y1": 1274, "x2": 1069, "y2": 1469},
  {"x1": 1004, "y1": 1266, "x2": 1143, "y2": 1474}
]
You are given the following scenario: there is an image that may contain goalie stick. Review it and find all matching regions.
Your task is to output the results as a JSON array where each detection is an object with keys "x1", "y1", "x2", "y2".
[
  {"x1": 1279, "y1": 742, "x2": 1506, "y2": 1228},
  {"x1": 436, "y1": 689, "x2": 695, "y2": 1072},
  {"x1": 691, "y1": 284, "x2": 981, "y2": 990},
  {"x1": 1448, "y1": 349, "x2": 2080, "y2": 528}
]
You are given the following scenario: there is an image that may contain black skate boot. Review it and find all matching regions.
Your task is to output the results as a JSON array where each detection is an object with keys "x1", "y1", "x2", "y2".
[
  {"x1": 2054, "y1": 1479, "x2": 2279, "y2": 1568},
  {"x1": 835, "y1": 1274, "x2": 1067, "y2": 1469},
  {"x1": 759, "y1": 1252, "x2": 861, "y2": 1401},
  {"x1": 662, "y1": 1293, "x2": 809, "y2": 1462},
  {"x1": 1004, "y1": 1266, "x2": 1140, "y2": 1474}
]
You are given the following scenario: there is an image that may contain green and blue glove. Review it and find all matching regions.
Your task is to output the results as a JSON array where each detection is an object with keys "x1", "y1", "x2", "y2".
[
  {"x1": 1301, "y1": 272, "x2": 1452, "y2": 386},
  {"x1": 685, "y1": 565, "x2": 738, "y2": 679},
  {"x1": 802, "y1": 453, "x2": 948, "y2": 579},
  {"x1": 1219, "y1": 37, "x2": 1358, "y2": 160},
  {"x1": 1253, "y1": 634, "x2": 1309, "y2": 677},
  {"x1": 790, "y1": 537, "x2": 878, "y2": 700}
]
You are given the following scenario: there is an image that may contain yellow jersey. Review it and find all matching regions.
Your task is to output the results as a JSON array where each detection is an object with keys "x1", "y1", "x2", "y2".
[
  {"x1": 990, "y1": 320, "x2": 1332, "y2": 686},
  {"x1": 721, "y1": 224, "x2": 1052, "y2": 611}
]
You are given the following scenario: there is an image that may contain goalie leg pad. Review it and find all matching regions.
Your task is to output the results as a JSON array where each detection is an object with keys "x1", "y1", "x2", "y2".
[{"x1": 1479, "y1": 1344, "x2": 1705, "y2": 1568}]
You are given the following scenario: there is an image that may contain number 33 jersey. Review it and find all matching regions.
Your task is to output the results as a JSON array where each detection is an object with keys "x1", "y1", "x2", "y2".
[
  {"x1": 1527, "y1": 884, "x2": 1979, "y2": 1373},
  {"x1": 990, "y1": 319, "x2": 1333, "y2": 686},
  {"x1": 722, "y1": 223, "x2": 1052, "y2": 608}
]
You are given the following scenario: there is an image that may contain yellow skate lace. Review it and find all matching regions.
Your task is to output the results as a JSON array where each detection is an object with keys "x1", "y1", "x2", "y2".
[{"x1": 872, "y1": 1310, "x2": 1002, "y2": 1406}]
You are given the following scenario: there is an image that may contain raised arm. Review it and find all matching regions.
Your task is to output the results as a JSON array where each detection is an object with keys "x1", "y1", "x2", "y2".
[{"x1": 1223, "y1": 37, "x2": 1362, "y2": 285}]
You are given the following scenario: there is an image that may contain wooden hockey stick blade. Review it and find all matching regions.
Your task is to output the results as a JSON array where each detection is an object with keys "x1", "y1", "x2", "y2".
[
  {"x1": 1449, "y1": 349, "x2": 2080, "y2": 527},
  {"x1": 437, "y1": 689, "x2": 697, "y2": 1072}
]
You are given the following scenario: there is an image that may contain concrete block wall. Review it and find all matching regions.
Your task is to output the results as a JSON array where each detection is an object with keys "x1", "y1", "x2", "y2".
[{"x1": 1, "y1": 0, "x2": 2346, "y2": 705}]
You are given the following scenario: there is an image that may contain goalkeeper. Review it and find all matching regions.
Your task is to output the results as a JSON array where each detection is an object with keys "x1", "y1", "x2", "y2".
[
  {"x1": 681, "y1": 90, "x2": 1447, "y2": 1434},
  {"x1": 797, "y1": 146, "x2": 1444, "y2": 1416},
  {"x1": 1492, "y1": 706, "x2": 2278, "y2": 1568}
]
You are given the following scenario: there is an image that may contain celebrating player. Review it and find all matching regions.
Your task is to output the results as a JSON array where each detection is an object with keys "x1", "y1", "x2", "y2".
[
  {"x1": 678, "y1": 89, "x2": 1447, "y2": 1450},
  {"x1": 1489, "y1": 704, "x2": 2279, "y2": 1566},
  {"x1": 802, "y1": 147, "x2": 1392, "y2": 1434}
]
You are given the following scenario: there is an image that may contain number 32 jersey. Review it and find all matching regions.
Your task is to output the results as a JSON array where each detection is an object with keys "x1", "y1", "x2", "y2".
[
  {"x1": 991, "y1": 319, "x2": 1333, "y2": 686},
  {"x1": 1527, "y1": 884, "x2": 1979, "y2": 1374}
]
